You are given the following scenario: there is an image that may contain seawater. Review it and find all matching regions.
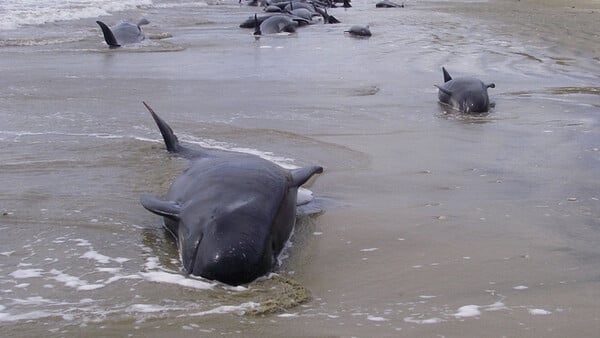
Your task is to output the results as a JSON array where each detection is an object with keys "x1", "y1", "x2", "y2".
[
  {"x1": 0, "y1": 0, "x2": 599, "y2": 336},
  {"x1": 0, "y1": 0, "x2": 153, "y2": 30}
]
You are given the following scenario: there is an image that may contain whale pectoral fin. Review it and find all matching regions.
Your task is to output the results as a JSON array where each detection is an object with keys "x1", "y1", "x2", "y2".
[
  {"x1": 141, "y1": 194, "x2": 181, "y2": 220},
  {"x1": 486, "y1": 83, "x2": 496, "y2": 89},
  {"x1": 96, "y1": 21, "x2": 120, "y2": 47},
  {"x1": 290, "y1": 166, "x2": 324, "y2": 187},
  {"x1": 434, "y1": 84, "x2": 452, "y2": 96},
  {"x1": 442, "y1": 67, "x2": 452, "y2": 82}
]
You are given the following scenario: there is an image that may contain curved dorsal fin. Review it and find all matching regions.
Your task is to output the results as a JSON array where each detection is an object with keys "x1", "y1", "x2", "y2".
[
  {"x1": 442, "y1": 67, "x2": 452, "y2": 82},
  {"x1": 96, "y1": 21, "x2": 120, "y2": 48},
  {"x1": 253, "y1": 14, "x2": 261, "y2": 36}
]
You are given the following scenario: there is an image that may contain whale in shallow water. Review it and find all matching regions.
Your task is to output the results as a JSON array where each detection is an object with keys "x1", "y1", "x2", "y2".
[
  {"x1": 255, "y1": 15, "x2": 299, "y2": 35},
  {"x1": 345, "y1": 25, "x2": 371, "y2": 37},
  {"x1": 140, "y1": 103, "x2": 323, "y2": 286},
  {"x1": 96, "y1": 18, "x2": 149, "y2": 48},
  {"x1": 435, "y1": 67, "x2": 496, "y2": 114}
]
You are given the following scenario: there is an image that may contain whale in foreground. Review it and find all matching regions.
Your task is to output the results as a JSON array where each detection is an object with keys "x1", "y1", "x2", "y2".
[
  {"x1": 96, "y1": 19, "x2": 149, "y2": 48},
  {"x1": 435, "y1": 67, "x2": 496, "y2": 114},
  {"x1": 140, "y1": 103, "x2": 323, "y2": 286}
]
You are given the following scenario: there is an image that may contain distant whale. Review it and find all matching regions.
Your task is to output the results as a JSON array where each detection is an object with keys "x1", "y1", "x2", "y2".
[
  {"x1": 255, "y1": 15, "x2": 299, "y2": 35},
  {"x1": 140, "y1": 102, "x2": 323, "y2": 286},
  {"x1": 435, "y1": 67, "x2": 495, "y2": 114},
  {"x1": 345, "y1": 25, "x2": 371, "y2": 37},
  {"x1": 376, "y1": 0, "x2": 404, "y2": 8},
  {"x1": 96, "y1": 19, "x2": 149, "y2": 48}
]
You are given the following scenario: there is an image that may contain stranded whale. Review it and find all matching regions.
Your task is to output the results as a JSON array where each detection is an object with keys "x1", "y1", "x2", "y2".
[
  {"x1": 96, "y1": 19, "x2": 149, "y2": 48},
  {"x1": 140, "y1": 103, "x2": 323, "y2": 286},
  {"x1": 435, "y1": 67, "x2": 496, "y2": 114}
]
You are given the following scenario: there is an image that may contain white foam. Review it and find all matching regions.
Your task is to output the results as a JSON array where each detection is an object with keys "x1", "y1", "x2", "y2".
[
  {"x1": 367, "y1": 315, "x2": 388, "y2": 321},
  {"x1": 11, "y1": 296, "x2": 53, "y2": 306},
  {"x1": 72, "y1": 238, "x2": 91, "y2": 247},
  {"x1": 453, "y1": 305, "x2": 481, "y2": 318},
  {"x1": 9, "y1": 269, "x2": 43, "y2": 279},
  {"x1": 80, "y1": 250, "x2": 112, "y2": 264},
  {"x1": 185, "y1": 302, "x2": 260, "y2": 317},
  {"x1": 419, "y1": 295, "x2": 437, "y2": 299},
  {"x1": 127, "y1": 304, "x2": 172, "y2": 313},
  {"x1": 139, "y1": 271, "x2": 214, "y2": 290},
  {"x1": 49, "y1": 269, "x2": 104, "y2": 291},
  {"x1": 0, "y1": 310, "x2": 54, "y2": 322},
  {"x1": 150, "y1": 1, "x2": 209, "y2": 8},
  {"x1": 528, "y1": 308, "x2": 552, "y2": 315},
  {"x1": 513, "y1": 285, "x2": 528, "y2": 290},
  {"x1": 485, "y1": 301, "x2": 508, "y2": 311},
  {"x1": 360, "y1": 248, "x2": 379, "y2": 252},
  {"x1": 1, "y1": 0, "x2": 153, "y2": 31},
  {"x1": 404, "y1": 316, "x2": 443, "y2": 324},
  {"x1": 183, "y1": 137, "x2": 298, "y2": 169}
]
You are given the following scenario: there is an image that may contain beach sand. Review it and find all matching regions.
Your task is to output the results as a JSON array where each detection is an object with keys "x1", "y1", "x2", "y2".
[{"x1": 0, "y1": 0, "x2": 599, "y2": 336}]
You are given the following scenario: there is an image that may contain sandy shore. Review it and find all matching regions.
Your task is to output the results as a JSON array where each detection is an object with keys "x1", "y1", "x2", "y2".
[
  {"x1": 436, "y1": 0, "x2": 600, "y2": 58},
  {"x1": 1, "y1": 0, "x2": 599, "y2": 336}
]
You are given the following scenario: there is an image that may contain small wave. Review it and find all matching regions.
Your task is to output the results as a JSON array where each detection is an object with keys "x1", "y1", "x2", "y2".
[
  {"x1": 1, "y1": 0, "x2": 153, "y2": 31},
  {"x1": 0, "y1": 37, "x2": 86, "y2": 47}
]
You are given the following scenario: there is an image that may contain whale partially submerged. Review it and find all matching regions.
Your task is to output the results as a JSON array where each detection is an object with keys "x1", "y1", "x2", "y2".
[
  {"x1": 140, "y1": 103, "x2": 323, "y2": 286},
  {"x1": 435, "y1": 67, "x2": 496, "y2": 114},
  {"x1": 96, "y1": 19, "x2": 149, "y2": 48}
]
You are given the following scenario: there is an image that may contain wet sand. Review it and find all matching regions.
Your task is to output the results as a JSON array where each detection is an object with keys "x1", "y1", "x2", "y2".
[{"x1": 1, "y1": 0, "x2": 599, "y2": 336}]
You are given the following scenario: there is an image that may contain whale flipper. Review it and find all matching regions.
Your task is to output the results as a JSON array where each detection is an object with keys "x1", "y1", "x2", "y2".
[
  {"x1": 434, "y1": 84, "x2": 452, "y2": 96},
  {"x1": 140, "y1": 194, "x2": 181, "y2": 220},
  {"x1": 291, "y1": 166, "x2": 324, "y2": 187},
  {"x1": 96, "y1": 21, "x2": 120, "y2": 48}
]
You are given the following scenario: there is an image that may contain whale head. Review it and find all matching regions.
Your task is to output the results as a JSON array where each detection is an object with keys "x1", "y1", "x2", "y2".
[{"x1": 141, "y1": 164, "x2": 323, "y2": 286}]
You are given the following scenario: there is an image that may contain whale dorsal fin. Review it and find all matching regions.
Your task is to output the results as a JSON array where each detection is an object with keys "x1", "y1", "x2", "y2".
[
  {"x1": 253, "y1": 14, "x2": 261, "y2": 36},
  {"x1": 442, "y1": 67, "x2": 452, "y2": 82},
  {"x1": 290, "y1": 166, "x2": 324, "y2": 187},
  {"x1": 96, "y1": 21, "x2": 120, "y2": 48},
  {"x1": 141, "y1": 195, "x2": 181, "y2": 220},
  {"x1": 142, "y1": 102, "x2": 210, "y2": 159},
  {"x1": 434, "y1": 84, "x2": 452, "y2": 96}
]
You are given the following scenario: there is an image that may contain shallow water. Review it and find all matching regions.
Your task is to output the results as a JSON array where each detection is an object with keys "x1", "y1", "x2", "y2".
[{"x1": 1, "y1": 0, "x2": 599, "y2": 336}]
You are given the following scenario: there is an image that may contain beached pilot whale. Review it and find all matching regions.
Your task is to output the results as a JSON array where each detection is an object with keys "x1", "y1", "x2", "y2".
[
  {"x1": 140, "y1": 102, "x2": 323, "y2": 286},
  {"x1": 435, "y1": 67, "x2": 496, "y2": 114},
  {"x1": 96, "y1": 18, "x2": 149, "y2": 48},
  {"x1": 345, "y1": 25, "x2": 372, "y2": 37}
]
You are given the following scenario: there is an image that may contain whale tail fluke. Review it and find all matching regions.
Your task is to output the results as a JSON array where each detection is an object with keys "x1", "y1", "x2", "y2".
[{"x1": 96, "y1": 21, "x2": 120, "y2": 48}]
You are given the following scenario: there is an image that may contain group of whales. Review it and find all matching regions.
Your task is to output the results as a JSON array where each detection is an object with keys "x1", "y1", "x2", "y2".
[
  {"x1": 238, "y1": 0, "x2": 403, "y2": 37},
  {"x1": 137, "y1": 69, "x2": 495, "y2": 287},
  {"x1": 94, "y1": 1, "x2": 495, "y2": 287}
]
